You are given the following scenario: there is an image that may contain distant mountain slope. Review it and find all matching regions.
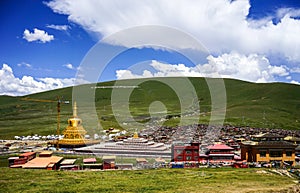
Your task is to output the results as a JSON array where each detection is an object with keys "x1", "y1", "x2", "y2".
[{"x1": 0, "y1": 77, "x2": 299, "y2": 139}]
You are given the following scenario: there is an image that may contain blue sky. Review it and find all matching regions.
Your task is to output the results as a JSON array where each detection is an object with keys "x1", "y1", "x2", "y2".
[{"x1": 0, "y1": 0, "x2": 300, "y2": 96}]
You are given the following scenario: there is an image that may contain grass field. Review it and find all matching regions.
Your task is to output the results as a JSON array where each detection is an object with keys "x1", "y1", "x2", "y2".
[
  {"x1": 0, "y1": 77, "x2": 300, "y2": 139},
  {"x1": 0, "y1": 167, "x2": 298, "y2": 193}
]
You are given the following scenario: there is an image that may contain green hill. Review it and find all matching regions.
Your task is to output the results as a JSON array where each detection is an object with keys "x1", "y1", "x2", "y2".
[{"x1": 0, "y1": 77, "x2": 299, "y2": 139}]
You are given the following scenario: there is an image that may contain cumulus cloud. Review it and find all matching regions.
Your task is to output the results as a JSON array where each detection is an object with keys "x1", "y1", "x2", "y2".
[
  {"x1": 116, "y1": 69, "x2": 154, "y2": 80},
  {"x1": 202, "y1": 52, "x2": 290, "y2": 83},
  {"x1": 0, "y1": 64, "x2": 79, "y2": 96},
  {"x1": 46, "y1": 24, "x2": 70, "y2": 31},
  {"x1": 23, "y1": 28, "x2": 54, "y2": 43},
  {"x1": 63, "y1": 63, "x2": 75, "y2": 70},
  {"x1": 269, "y1": 65, "x2": 289, "y2": 76},
  {"x1": 276, "y1": 8, "x2": 300, "y2": 20},
  {"x1": 291, "y1": 80, "x2": 300, "y2": 85},
  {"x1": 116, "y1": 53, "x2": 290, "y2": 83},
  {"x1": 46, "y1": 0, "x2": 300, "y2": 62}
]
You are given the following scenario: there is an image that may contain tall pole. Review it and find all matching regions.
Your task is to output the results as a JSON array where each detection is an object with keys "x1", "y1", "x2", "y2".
[
  {"x1": 56, "y1": 97, "x2": 61, "y2": 149},
  {"x1": 57, "y1": 101, "x2": 60, "y2": 136}
]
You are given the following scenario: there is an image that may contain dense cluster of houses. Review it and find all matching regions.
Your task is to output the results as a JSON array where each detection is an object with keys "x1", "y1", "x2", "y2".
[
  {"x1": 142, "y1": 124, "x2": 300, "y2": 168},
  {"x1": 141, "y1": 124, "x2": 300, "y2": 145},
  {"x1": 170, "y1": 132, "x2": 299, "y2": 167},
  {"x1": 6, "y1": 124, "x2": 300, "y2": 170}
]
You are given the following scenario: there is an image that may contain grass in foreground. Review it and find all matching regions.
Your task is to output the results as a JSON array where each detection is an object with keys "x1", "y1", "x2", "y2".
[{"x1": 0, "y1": 167, "x2": 297, "y2": 193}]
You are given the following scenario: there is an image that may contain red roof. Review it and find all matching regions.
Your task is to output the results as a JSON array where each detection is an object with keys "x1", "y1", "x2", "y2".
[
  {"x1": 19, "y1": 152, "x2": 36, "y2": 157},
  {"x1": 207, "y1": 144, "x2": 234, "y2": 150}
]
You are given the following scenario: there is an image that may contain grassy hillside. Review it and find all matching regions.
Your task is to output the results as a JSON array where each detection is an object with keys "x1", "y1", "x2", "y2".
[
  {"x1": 0, "y1": 167, "x2": 297, "y2": 193},
  {"x1": 0, "y1": 77, "x2": 299, "y2": 139}
]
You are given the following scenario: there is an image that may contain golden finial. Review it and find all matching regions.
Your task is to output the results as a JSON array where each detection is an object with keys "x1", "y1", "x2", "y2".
[
  {"x1": 73, "y1": 101, "x2": 77, "y2": 117},
  {"x1": 133, "y1": 131, "x2": 139, "y2": 139}
]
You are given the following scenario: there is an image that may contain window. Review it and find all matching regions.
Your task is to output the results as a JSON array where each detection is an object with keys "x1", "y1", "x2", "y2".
[
  {"x1": 176, "y1": 156, "x2": 183, "y2": 161},
  {"x1": 186, "y1": 156, "x2": 192, "y2": 161},
  {"x1": 270, "y1": 150, "x2": 282, "y2": 157},
  {"x1": 286, "y1": 151, "x2": 292, "y2": 157},
  {"x1": 259, "y1": 151, "x2": 267, "y2": 157},
  {"x1": 185, "y1": 150, "x2": 192, "y2": 154},
  {"x1": 176, "y1": 149, "x2": 183, "y2": 154}
]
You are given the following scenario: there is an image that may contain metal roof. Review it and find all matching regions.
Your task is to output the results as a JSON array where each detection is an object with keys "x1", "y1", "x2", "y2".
[
  {"x1": 83, "y1": 158, "x2": 97, "y2": 163},
  {"x1": 284, "y1": 136, "x2": 300, "y2": 142},
  {"x1": 60, "y1": 165, "x2": 79, "y2": 169},
  {"x1": 39, "y1": 151, "x2": 53, "y2": 156},
  {"x1": 60, "y1": 159, "x2": 77, "y2": 165},
  {"x1": 22, "y1": 156, "x2": 63, "y2": 169},
  {"x1": 253, "y1": 133, "x2": 284, "y2": 138},
  {"x1": 102, "y1": 155, "x2": 116, "y2": 160},
  {"x1": 8, "y1": 157, "x2": 19, "y2": 160},
  {"x1": 136, "y1": 158, "x2": 147, "y2": 162}
]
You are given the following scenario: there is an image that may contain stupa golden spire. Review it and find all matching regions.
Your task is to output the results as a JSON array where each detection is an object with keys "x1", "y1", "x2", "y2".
[
  {"x1": 133, "y1": 131, "x2": 139, "y2": 139},
  {"x1": 57, "y1": 101, "x2": 94, "y2": 147},
  {"x1": 73, "y1": 101, "x2": 77, "y2": 117}
]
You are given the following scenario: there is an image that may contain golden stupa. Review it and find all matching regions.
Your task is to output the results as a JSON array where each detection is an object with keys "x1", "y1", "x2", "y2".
[{"x1": 57, "y1": 101, "x2": 98, "y2": 148}]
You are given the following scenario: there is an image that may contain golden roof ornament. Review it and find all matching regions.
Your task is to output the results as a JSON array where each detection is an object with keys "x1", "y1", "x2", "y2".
[
  {"x1": 133, "y1": 131, "x2": 139, "y2": 139},
  {"x1": 73, "y1": 101, "x2": 77, "y2": 117}
]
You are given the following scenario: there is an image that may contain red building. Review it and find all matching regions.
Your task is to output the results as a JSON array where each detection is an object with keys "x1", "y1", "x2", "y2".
[
  {"x1": 9, "y1": 152, "x2": 37, "y2": 167},
  {"x1": 103, "y1": 156, "x2": 116, "y2": 170},
  {"x1": 171, "y1": 142, "x2": 200, "y2": 162},
  {"x1": 206, "y1": 144, "x2": 235, "y2": 163}
]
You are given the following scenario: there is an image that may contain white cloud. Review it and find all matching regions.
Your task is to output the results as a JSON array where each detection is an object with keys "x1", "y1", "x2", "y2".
[
  {"x1": 46, "y1": 0, "x2": 300, "y2": 61},
  {"x1": 46, "y1": 24, "x2": 70, "y2": 31},
  {"x1": 202, "y1": 52, "x2": 290, "y2": 83},
  {"x1": 291, "y1": 80, "x2": 300, "y2": 85},
  {"x1": 276, "y1": 8, "x2": 300, "y2": 20},
  {"x1": 17, "y1": 62, "x2": 32, "y2": 68},
  {"x1": 116, "y1": 53, "x2": 290, "y2": 83},
  {"x1": 0, "y1": 64, "x2": 78, "y2": 96},
  {"x1": 291, "y1": 67, "x2": 300, "y2": 73},
  {"x1": 269, "y1": 65, "x2": 289, "y2": 76},
  {"x1": 63, "y1": 63, "x2": 75, "y2": 70},
  {"x1": 23, "y1": 28, "x2": 54, "y2": 43}
]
